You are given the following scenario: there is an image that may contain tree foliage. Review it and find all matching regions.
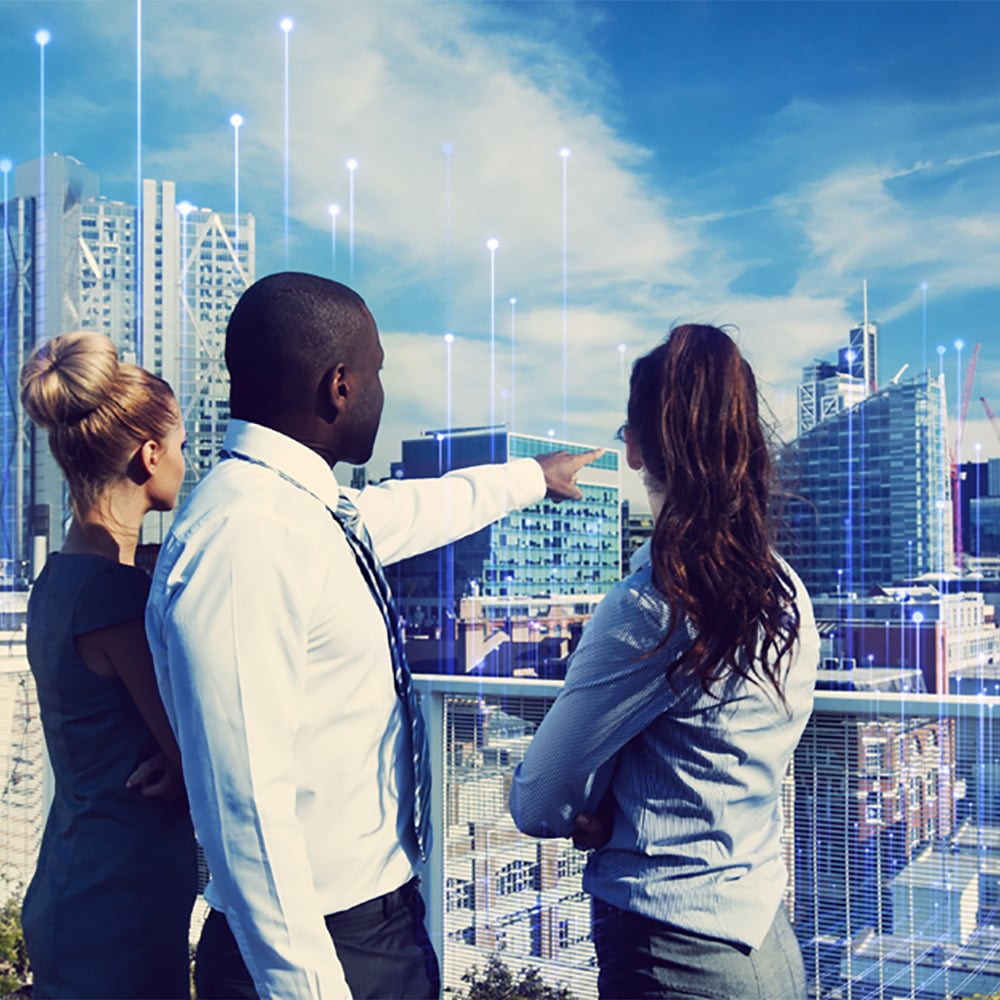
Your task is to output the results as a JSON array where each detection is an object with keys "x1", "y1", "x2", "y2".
[
  {"x1": 449, "y1": 953, "x2": 575, "y2": 1000},
  {"x1": 0, "y1": 896, "x2": 29, "y2": 996}
]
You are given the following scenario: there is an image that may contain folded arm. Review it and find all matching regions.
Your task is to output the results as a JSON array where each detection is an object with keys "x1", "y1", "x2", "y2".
[{"x1": 509, "y1": 581, "x2": 682, "y2": 838}]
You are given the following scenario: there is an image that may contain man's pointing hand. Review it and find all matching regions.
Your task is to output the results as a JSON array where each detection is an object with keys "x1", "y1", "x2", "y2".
[{"x1": 534, "y1": 448, "x2": 605, "y2": 501}]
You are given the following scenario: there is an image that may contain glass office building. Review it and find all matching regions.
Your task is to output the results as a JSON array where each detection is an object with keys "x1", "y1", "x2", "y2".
[
  {"x1": 0, "y1": 154, "x2": 254, "y2": 564},
  {"x1": 788, "y1": 372, "x2": 953, "y2": 597},
  {"x1": 389, "y1": 427, "x2": 621, "y2": 635}
]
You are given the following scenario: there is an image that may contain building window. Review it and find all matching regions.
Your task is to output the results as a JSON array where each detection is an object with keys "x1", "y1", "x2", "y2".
[
  {"x1": 496, "y1": 860, "x2": 539, "y2": 897},
  {"x1": 865, "y1": 790, "x2": 882, "y2": 824},
  {"x1": 862, "y1": 738, "x2": 885, "y2": 774}
]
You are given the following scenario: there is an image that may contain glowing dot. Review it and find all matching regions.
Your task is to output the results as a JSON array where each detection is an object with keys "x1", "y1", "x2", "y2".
[
  {"x1": 617, "y1": 343, "x2": 626, "y2": 354},
  {"x1": 921, "y1": 281, "x2": 928, "y2": 290},
  {"x1": 328, "y1": 204, "x2": 340, "y2": 217},
  {"x1": 547, "y1": 428, "x2": 555, "y2": 438},
  {"x1": 913, "y1": 612, "x2": 924, "y2": 624},
  {"x1": 436, "y1": 433, "x2": 444, "y2": 442},
  {"x1": 955, "y1": 338, "x2": 965, "y2": 351},
  {"x1": 442, "y1": 143, "x2": 454, "y2": 156},
  {"x1": 509, "y1": 297, "x2": 517, "y2": 306},
  {"x1": 444, "y1": 333, "x2": 454, "y2": 344},
  {"x1": 937, "y1": 345, "x2": 946, "y2": 356},
  {"x1": 559, "y1": 147, "x2": 571, "y2": 158},
  {"x1": 280, "y1": 17, "x2": 293, "y2": 32},
  {"x1": 346, "y1": 158, "x2": 358, "y2": 171},
  {"x1": 35, "y1": 29, "x2": 50, "y2": 46},
  {"x1": 230, "y1": 113, "x2": 244, "y2": 129},
  {"x1": 0, "y1": 159, "x2": 11, "y2": 174},
  {"x1": 177, "y1": 201, "x2": 194, "y2": 216},
  {"x1": 845, "y1": 350, "x2": 856, "y2": 363},
  {"x1": 486, "y1": 238, "x2": 499, "y2": 251}
]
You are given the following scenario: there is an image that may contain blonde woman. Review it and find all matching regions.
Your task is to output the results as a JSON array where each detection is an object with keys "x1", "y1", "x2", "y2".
[{"x1": 19, "y1": 332, "x2": 196, "y2": 999}]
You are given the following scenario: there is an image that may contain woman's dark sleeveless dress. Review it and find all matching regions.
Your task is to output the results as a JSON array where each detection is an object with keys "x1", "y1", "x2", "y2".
[{"x1": 21, "y1": 553, "x2": 197, "y2": 999}]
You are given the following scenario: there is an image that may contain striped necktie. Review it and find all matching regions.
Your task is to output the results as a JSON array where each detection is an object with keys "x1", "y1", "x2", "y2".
[{"x1": 333, "y1": 492, "x2": 432, "y2": 862}]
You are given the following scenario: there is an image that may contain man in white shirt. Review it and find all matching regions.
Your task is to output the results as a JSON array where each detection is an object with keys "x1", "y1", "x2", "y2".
[{"x1": 146, "y1": 272, "x2": 599, "y2": 999}]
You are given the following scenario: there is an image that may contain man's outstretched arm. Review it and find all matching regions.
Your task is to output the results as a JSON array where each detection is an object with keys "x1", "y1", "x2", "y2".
[{"x1": 356, "y1": 448, "x2": 605, "y2": 565}]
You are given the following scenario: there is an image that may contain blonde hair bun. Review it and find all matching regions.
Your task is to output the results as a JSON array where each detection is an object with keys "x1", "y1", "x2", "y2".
[{"x1": 20, "y1": 331, "x2": 120, "y2": 431}]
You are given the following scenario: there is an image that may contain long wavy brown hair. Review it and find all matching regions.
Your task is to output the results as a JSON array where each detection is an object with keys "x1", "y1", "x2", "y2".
[{"x1": 627, "y1": 324, "x2": 799, "y2": 704}]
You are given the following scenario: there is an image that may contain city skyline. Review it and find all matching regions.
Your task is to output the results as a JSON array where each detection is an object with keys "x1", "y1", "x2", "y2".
[{"x1": 2, "y1": 1, "x2": 1000, "y2": 511}]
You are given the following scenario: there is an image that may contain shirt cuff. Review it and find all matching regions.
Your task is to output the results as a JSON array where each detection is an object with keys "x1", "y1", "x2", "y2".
[{"x1": 508, "y1": 457, "x2": 548, "y2": 509}]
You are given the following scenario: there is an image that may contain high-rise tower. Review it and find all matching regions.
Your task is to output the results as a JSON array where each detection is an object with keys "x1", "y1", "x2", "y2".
[
  {"x1": 787, "y1": 372, "x2": 953, "y2": 596},
  {"x1": 0, "y1": 154, "x2": 254, "y2": 573},
  {"x1": 848, "y1": 320, "x2": 878, "y2": 393}
]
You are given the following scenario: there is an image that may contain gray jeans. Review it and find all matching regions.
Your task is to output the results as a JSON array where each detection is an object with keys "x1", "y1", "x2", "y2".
[{"x1": 591, "y1": 898, "x2": 805, "y2": 999}]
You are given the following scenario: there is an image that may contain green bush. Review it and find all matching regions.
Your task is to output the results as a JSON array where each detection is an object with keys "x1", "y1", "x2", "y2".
[
  {"x1": 449, "y1": 952, "x2": 575, "y2": 1000},
  {"x1": 0, "y1": 896, "x2": 29, "y2": 995}
]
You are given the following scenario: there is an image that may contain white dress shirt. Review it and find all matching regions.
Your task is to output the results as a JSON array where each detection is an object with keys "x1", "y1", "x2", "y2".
[{"x1": 146, "y1": 420, "x2": 545, "y2": 999}]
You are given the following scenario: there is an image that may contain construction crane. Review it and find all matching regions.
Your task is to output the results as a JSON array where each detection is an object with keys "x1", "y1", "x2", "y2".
[
  {"x1": 983, "y1": 396, "x2": 1000, "y2": 446},
  {"x1": 959, "y1": 344, "x2": 981, "y2": 452}
]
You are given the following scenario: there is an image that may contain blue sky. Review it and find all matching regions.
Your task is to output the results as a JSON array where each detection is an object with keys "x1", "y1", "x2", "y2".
[{"x1": 2, "y1": 0, "x2": 1000, "y2": 503}]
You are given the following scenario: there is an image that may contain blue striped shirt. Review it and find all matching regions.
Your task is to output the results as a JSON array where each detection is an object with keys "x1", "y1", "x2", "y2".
[{"x1": 509, "y1": 542, "x2": 819, "y2": 948}]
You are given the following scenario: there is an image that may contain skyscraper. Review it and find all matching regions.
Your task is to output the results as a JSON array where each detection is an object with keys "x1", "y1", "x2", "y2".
[
  {"x1": 788, "y1": 372, "x2": 953, "y2": 597},
  {"x1": 848, "y1": 319, "x2": 878, "y2": 392},
  {"x1": 0, "y1": 154, "x2": 254, "y2": 570}
]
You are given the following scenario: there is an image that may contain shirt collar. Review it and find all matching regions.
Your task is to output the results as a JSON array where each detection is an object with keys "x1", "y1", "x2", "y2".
[
  {"x1": 223, "y1": 419, "x2": 343, "y2": 511},
  {"x1": 630, "y1": 538, "x2": 653, "y2": 574}
]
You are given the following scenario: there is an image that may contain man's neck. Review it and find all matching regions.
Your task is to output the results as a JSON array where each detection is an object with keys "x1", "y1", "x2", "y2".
[{"x1": 240, "y1": 414, "x2": 340, "y2": 468}]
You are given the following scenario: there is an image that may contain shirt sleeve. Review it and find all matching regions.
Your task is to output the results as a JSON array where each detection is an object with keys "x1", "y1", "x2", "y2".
[
  {"x1": 352, "y1": 458, "x2": 546, "y2": 566},
  {"x1": 148, "y1": 514, "x2": 351, "y2": 1000},
  {"x1": 509, "y1": 575, "x2": 687, "y2": 838}
]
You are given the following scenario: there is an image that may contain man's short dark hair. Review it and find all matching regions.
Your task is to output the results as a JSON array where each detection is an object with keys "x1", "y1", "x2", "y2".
[{"x1": 225, "y1": 272, "x2": 371, "y2": 423}]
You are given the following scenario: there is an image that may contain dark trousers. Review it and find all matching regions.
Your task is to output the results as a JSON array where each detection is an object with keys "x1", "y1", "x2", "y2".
[
  {"x1": 195, "y1": 878, "x2": 440, "y2": 999},
  {"x1": 592, "y1": 898, "x2": 805, "y2": 1000}
]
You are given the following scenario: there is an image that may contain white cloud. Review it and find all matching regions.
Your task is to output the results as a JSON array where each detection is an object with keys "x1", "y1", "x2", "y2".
[{"x1": 8, "y1": 0, "x2": 1000, "y2": 467}]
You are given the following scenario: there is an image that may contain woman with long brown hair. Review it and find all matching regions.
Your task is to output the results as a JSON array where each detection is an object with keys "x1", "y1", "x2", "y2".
[
  {"x1": 19, "y1": 331, "x2": 197, "y2": 998},
  {"x1": 511, "y1": 324, "x2": 820, "y2": 999}
]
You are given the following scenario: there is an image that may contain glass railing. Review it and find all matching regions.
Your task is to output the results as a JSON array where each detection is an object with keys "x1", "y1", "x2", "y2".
[
  {"x1": 5, "y1": 653, "x2": 999, "y2": 999},
  {"x1": 415, "y1": 675, "x2": 1000, "y2": 1000}
]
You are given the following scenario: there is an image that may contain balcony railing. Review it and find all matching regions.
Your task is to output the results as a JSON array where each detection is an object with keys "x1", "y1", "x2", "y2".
[
  {"x1": 415, "y1": 675, "x2": 1000, "y2": 1000},
  {"x1": 5, "y1": 661, "x2": 999, "y2": 998}
]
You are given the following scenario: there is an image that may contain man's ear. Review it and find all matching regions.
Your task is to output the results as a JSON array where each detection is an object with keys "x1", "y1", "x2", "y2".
[
  {"x1": 624, "y1": 425, "x2": 644, "y2": 471},
  {"x1": 326, "y1": 362, "x2": 351, "y2": 415}
]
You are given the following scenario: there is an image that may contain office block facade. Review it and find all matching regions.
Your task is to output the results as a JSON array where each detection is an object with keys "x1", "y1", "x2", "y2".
[
  {"x1": 812, "y1": 588, "x2": 1000, "y2": 694},
  {"x1": 389, "y1": 429, "x2": 621, "y2": 634},
  {"x1": 0, "y1": 154, "x2": 253, "y2": 567},
  {"x1": 788, "y1": 372, "x2": 953, "y2": 597},
  {"x1": 797, "y1": 318, "x2": 877, "y2": 440},
  {"x1": 797, "y1": 360, "x2": 867, "y2": 437},
  {"x1": 848, "y1": 320, "x2": 878, "y2": 391},
  {"x1": 792, "y1": 712, "x2": 957, "y2": 995}
]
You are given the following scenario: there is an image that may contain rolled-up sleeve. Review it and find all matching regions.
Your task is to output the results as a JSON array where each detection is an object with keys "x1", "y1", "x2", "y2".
[{"x1": 147, "y1": 514, "x2": 351, "y2": 1000}]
